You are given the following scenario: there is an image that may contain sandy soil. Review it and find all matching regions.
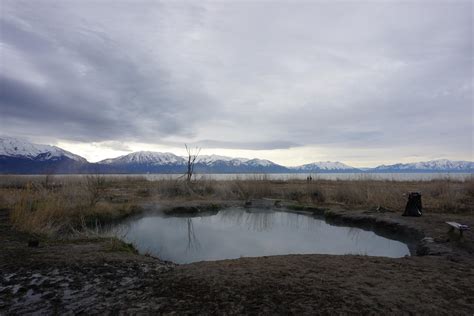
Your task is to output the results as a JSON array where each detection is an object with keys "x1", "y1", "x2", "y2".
[{"x1": 1, "y1": 206, "x2": 473, "y2": 315}]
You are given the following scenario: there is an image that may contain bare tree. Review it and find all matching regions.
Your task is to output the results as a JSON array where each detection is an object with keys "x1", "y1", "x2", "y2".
[{"x1": 185, "y1": 144, "x2": 201, "y2": 182}]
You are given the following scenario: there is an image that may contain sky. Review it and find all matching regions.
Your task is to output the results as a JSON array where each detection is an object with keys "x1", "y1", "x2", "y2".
[{"x1": 0, "y1": 0, "x2": 472, "y2": 167}]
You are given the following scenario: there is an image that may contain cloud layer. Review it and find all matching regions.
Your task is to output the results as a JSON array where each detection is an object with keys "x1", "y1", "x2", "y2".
[{"x1": 1, "y1": 1, "x2": 472, "y2": 163}]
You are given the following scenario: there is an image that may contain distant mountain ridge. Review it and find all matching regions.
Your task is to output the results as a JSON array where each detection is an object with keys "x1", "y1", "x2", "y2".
[
  {"x1": 99, "y1": 151, "x2": 289, "y2": 173},
  {"x1": 0, "y1": 136, "x2": 86, "y2": 162},
  {"x1": 0, "y1": 137, "x2": 472, "y2": 174},
  {"x1": 371, "y1": 159, "x2": 474, "y2": 173},
  {"x1": 290, "y1": 161, "x2": 357, "y2": 172},
  {"x1": 101, "y1": 151, "x2": 184, "y2": 165},
  {"x1": 0, "y1": 137, "x2": 88, "y2": 174}
]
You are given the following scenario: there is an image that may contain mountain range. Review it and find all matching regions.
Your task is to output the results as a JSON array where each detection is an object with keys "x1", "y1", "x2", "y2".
[{"x1": 0, "y1": 137, "x2": 472, "y2": 174}]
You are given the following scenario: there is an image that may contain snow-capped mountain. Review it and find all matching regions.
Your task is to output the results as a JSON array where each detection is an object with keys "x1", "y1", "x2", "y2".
[
  {"x1": 98, "y1": 151, "x2": 186, "y2": 173},
  {"x1": 246, "y1": 158, "x2": 274, "y2": 167},
  {"x1": 0, "y1": 136, "x2": 472, "y2": 174},
  {"x1": 0, "y1": 137, "x2": 88, "y2": 174},
  {"x1": 194, "y1": 156, "x2": 287, "y2": 173},
  {"x1": 101, "y1": 151, "x2": 186, "y2": 166},
  {"x1": 98, "y1": 152, "x2": 288, "y2": 173},
  {"x1": 196, "y1": 155, "x2": 234, "y2": 164},
  {"x1": 371, "y1": 159, "x2": 473, "y2": 172},
  {"x1": 196, "y1": 155, "x2": 249, "y2": 165},
  {"x1": 0, "y1": 136, "x2": 86, "y2": 162},
  {"x1": 291, "y1": 161, "x2": 358, "y2": 172}
]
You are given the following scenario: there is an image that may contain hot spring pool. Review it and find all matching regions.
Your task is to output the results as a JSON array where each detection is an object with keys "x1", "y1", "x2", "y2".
[{"x1": 113, "y1": 207, "x2": 410, "y2": 263}]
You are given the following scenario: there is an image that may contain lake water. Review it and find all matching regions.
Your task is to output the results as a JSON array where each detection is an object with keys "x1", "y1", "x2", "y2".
[
  {"x1": 1, "y1": 172, "x2": 471, "y2": 183},
  {"x1": 149, "y1": 172, "x2": 472, "y2": 181},
  {"x1": 114, "y1": 208, "x2": 411, "y2": 263}
]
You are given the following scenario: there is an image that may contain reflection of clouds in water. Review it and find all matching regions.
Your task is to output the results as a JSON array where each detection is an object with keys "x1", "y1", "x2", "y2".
[
  {"x1": 279, "y1": 212, "x2": 323, "y2": 233},
  {"x1": 113, "y1": 220, "x2": 165, "y2": 256},
  {"x1": 113, "y1": 209, "x2": 410, "y2": 263},
  {"x1": 208, "y1": 208, "x2": 324, "y2": 233},
  {"x1": 150, "y1": 217, "x2": 201, "y2": 253},
  {"x1": 244, "y1": 212, "x2": 273, "y2": 232},
  {"x1": 213, "y1": 208, "x2": 246, "y2": 226},
  {"x1": 114, "y1": 216, "x2": 200, "y2": 257},
  {"x1": 206, "y1": 208, "x2": 275, "y2": 232}
]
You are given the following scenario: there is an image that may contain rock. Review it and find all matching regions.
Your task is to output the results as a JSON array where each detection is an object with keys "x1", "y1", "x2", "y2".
[{"x1": 416, "y1": 237, "x2": 451, "y2": 256}]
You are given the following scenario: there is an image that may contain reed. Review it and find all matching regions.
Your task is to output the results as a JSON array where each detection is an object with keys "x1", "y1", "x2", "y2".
[
  {"x1": 4, "y1": 178, "x2": 140, "y2": 236},
  {"x1": 1, "y1": 175, "x2": 472, "y2": 237}
]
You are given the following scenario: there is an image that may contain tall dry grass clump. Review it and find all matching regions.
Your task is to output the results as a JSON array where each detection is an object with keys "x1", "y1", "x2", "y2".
[
  {"x1": 466, "y1": 177, "x2": 474, "y2": 197},
  {"x1": 332, "y1": 181, "x2": 368, "y2": 205},
  {"x1": 154, "y1": 178, "x2": 216, "y2": 199},
  {"x1": 149, "y1": 176, "x2": 472, "y2": 213},
  {"x1": 231, "y1": 177, "x2": 275, "y2": 200},
  {"x1": 5, "y1": 176, "x2": 140, "y2": 237},
  {"x1": 422, "y1": 178, "x2": 473, "y2": 213},
  {"x1": 329, "y1": 180, "x2": 406, "y2": 210},
  {"x1": 8, "y1": 182, "x2": 83, "y2": 236},
  {"x1": 152, "y1": 176, "x2": 278, "y2": 201}
]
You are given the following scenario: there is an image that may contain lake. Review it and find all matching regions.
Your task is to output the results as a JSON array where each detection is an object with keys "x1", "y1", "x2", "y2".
[
  {"x1": 3, "y1": 172, "x2": 470, "y2": 182},
  {"x1": 113, "y1": 208, "x2": 411, "y2": 263},
  {"x1": 151, "y1": 172, "x2": 472, "y2": 181}
]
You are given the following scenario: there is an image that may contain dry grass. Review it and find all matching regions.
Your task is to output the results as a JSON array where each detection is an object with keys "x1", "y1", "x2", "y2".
[
  {"x1": 149, "y1": 176, "x2": 473, "y2": 213},
  {"x1": 1, "y1": 176, "x2": 141, "y2": 236},
  {"x1": 1, "y1": 175, "x2": 472, "y2": 237}
]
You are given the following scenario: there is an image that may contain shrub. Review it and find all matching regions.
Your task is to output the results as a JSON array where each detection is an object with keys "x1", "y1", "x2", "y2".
[{"x1": 84, "y1": 174, "x2": 107, "y2": 206}]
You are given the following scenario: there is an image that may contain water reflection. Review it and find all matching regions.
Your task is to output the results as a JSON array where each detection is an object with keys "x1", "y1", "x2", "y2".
[
  {"x1": 186, "y1": 218, "x2": 200, "y2": 251},
  {"x1": 114, "y1": 208, "x2": 410, "y2": 263}
]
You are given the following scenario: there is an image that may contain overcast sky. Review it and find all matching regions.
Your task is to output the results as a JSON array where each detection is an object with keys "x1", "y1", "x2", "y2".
[{"x1": 1, "y1": 0, "x2": 472, "y2": 166}]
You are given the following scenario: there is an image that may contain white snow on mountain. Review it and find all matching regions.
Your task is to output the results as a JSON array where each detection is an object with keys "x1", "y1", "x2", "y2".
[
  {"x1": 227, "y1": 158, "x2": 252, "y2": 166},
  {"x1": 2, "y1": 136, "x2": 471, "y2": 173},
  {"x1": 292, "y1": 161, "x2": 356, "y2": 171},
  {"x1": 100, "y1": 152, "x2": 281, "y2": 168},
  {"x1": 100, "y1": 151, "x2": 185, "y2": 165},
  {"x1": 196, "y1": 155, "x2": 250, "y2": 165},
  {"x1": 0, "y1": 136, "x2": 86, "y2": 162},
  {"x1": 374, "y1": 159, "x2": 473, "y2": 171},
  {"x1": 245, "y1": 158, "x2": 275, "y2": 167},
  {"x1": 196, "y1": 155, "x2": 234, "y2": 163}
]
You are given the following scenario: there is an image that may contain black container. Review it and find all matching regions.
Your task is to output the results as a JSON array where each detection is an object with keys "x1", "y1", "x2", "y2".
[{"x1": 403, "y1": 192, "x2": 422, "y2": 217}]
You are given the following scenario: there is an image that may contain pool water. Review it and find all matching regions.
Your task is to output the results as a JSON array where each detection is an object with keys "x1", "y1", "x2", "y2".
[{"x1": 114, "y1": 207, "x2": 410, "y2": 263}]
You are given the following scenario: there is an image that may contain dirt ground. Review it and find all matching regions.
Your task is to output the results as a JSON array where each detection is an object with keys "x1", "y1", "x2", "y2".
[{"x1": 1, "y1": 206, "x2": 474, "y2": 315}]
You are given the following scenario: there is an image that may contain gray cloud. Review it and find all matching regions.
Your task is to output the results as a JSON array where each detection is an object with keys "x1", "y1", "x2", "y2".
[
  {"x1": 1, "y1": 2, "x2": 218, "y2": 143},
  {"x1": 0, "y1": 0, "x2": 472, "y2": 160},
  {"x1": 182, "y1": 140, "x2": 300, "y2": 150}
]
